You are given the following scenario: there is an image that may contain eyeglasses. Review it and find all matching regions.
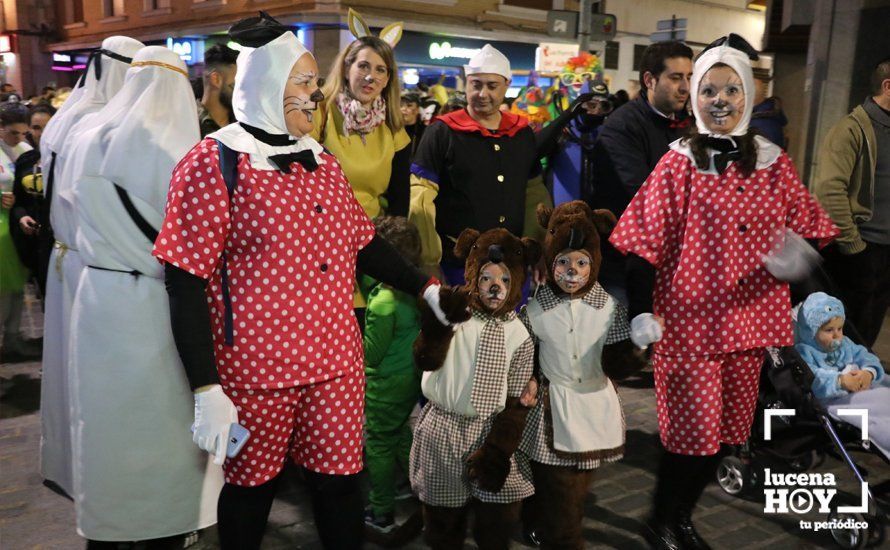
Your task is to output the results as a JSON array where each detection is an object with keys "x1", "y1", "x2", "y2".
[{"x1": 560, "y1": 72, "x2": 597, "y2": 86}]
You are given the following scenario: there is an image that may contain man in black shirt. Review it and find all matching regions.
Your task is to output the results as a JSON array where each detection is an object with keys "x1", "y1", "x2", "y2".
[
  {"x1": 589, "y1": 41, "x2": 693, "y2": 307},
  {"x1": 409, "y1": 44, "x2": 550, "y2": 284}
]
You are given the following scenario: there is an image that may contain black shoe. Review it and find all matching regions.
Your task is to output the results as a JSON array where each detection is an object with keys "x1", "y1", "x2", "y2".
[
  {"x1": 522, "y1": 526, "x2": 541, "y2": 546},
  {"x1": 364, "y1": 507, "x2": 396, "y2": 534},
  {"x1": 643, "y1": 518, "x2": 681, "y2": 550},
  {"x1": 675, "y1": 512, "x2": 711, "y2": 550}
]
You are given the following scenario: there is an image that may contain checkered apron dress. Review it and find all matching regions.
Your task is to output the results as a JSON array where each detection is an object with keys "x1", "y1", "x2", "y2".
[
  {"x1": 519, "y1": 284, "x2": 630, "y2": 469},
  {"x1": 410, "y1": 311, "x2": 535, "y2": 506}
]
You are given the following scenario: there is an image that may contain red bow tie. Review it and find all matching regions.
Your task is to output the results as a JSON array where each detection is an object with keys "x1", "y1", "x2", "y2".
[{"x1": 669, "y1": 118, "x2": 692, "y2": 129}]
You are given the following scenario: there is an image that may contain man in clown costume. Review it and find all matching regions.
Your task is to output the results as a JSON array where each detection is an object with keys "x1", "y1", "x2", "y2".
[{"x1": 536, "y1": 50, "x2": 611, "y2": 206}]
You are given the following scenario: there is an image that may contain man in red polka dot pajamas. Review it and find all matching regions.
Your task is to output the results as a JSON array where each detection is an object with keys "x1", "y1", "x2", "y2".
[
  {"x1": 609, "y1": 35, "x2": 838, "y2": 550},
  {"x1": 152, "y1": 14, "x2": 446, "y2": 549}
]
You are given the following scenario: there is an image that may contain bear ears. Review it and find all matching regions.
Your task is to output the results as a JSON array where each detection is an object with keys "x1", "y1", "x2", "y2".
[
  {"x1": 453, "y1": 228, "x2": 541, "y2": 267},
  {"x1": 454, "y1": 228, "x2": 481, "y2": 260},
  {"x1": 536, "y1": 202, "x2": 617, "y2": 235}
]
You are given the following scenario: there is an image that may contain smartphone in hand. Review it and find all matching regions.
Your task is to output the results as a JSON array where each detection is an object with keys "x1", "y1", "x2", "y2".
[
  {"x1": 191, "y1": 422, "x2": 250, "y2": 458},
  {"x1": 226, "y1": 423, "x2": 250, "y2": 458}
]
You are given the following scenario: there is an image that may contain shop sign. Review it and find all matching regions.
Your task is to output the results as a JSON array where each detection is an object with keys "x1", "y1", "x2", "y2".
[
  {"x1": 397, "y1": 30, "x2": 538, "y2": 71},
  {"x1": 166, "y1": 37, "x2": 204, "y2": 65},
  {"x1": 535, "y1": 42, "x2": 579, "y2": 72},
  {"x1": 428, "y1": 42, "x2": 480, "y2": 61},
  {"x1": 52, "y1": 51, "x2": 88, "y2": 72}
]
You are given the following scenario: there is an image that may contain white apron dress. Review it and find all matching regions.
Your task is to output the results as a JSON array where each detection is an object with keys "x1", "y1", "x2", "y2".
[{"x1": 68, "y1": 173, "x2": 222, "y2": 540}]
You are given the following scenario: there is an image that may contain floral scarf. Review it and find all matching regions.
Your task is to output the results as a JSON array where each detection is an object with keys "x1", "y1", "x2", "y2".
[{"x1": 336, "y1": 92, "x2": 386, "y2": 141}]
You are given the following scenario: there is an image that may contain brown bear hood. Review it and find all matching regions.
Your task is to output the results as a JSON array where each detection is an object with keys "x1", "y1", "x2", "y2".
[
  {"x1": 536, "y1": 201, "x2": 617, "y2": 296},
  {"x1": 454, "y1": 228, "x2": 541, "y2": 316}
]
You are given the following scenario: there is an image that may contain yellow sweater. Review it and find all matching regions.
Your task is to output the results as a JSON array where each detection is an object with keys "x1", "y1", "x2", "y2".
[{"x1": 312, "y1": 105, "x2": 410, "y2": 218}]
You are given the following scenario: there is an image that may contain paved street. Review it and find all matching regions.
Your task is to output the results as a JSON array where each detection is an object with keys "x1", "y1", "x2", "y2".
[{"x1": 2, "y1": 287, "x2": 889, "y2": 549}]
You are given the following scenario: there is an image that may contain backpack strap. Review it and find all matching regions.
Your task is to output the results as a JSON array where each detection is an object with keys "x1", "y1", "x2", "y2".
[
  {"x1": 216, "y1": 138, "x2": 239, "y2": 197},
  {"x1": 215, "y1": 139, "x2": 239, "y2": 346}
]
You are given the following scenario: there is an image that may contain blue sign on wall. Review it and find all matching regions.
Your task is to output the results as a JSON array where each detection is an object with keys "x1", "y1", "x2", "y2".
[
  {"x1": 394, "y1": 30, "x2": 537, "y2": 71},
  {"x1": 166, "y1": 37, "x2": 205, "y2": 66}
]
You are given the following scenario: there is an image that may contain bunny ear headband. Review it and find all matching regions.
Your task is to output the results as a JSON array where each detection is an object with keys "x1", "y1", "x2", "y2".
[{"x1": 347, "y1": 8, "x2": 403, "y2": 48}]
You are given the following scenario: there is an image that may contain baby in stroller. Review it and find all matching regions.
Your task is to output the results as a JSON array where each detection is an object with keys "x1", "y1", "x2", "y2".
[{"x1": 795, "y1": 291, "x2": 890, "y2": 456}]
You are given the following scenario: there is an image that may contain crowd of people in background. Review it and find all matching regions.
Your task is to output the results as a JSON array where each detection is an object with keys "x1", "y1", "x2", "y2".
[{"x1": 0, "y1": 9, "x2": 888, "y2": 550}]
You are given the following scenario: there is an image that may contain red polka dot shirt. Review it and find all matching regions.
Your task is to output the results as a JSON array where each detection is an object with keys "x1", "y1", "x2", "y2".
[
  {"x1": 610, "y1": 150, "x2": 838, "y2": 356},
  {"x1": 153, "y1": 139, "x2": 375, "y2": 389}
]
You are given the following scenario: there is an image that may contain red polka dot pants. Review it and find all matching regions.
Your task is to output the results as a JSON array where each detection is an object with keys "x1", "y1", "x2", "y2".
[
  {"x1": 223, "y1": 369, "x2": 365, "y2": 486},
  {"x1": 652, "y1": 349, "x2": 764, "y2": 456}
]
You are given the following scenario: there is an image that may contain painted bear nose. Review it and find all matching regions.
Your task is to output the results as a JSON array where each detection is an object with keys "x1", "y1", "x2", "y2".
[{"x1": 488, "y1": 245, "x2": 504, "y2": 264}]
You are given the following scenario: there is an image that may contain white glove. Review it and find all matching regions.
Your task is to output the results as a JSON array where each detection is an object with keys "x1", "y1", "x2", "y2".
[
  {"x1": 630, "y1": 313, "x2": 663, "y2": 349},
  {"x1": 193, "y1": 385, "x2": 239, "y2": 465},
  {"x1": 762, "y1": 228, "x2": 821, "y2": 282},
  {"x1": 423, "y1": 283, "x2": 450, "y2": 326}
]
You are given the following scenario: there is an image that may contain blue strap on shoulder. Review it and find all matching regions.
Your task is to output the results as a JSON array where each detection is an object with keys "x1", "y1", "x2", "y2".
[{"x1": 215, "y1": 139, "x2": 239, "y2": 346}]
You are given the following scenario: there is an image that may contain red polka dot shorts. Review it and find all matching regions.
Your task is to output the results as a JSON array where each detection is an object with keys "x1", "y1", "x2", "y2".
[
  {"x1": 652, "y1": 349, "x2": 764, "y2": 456},
  {"x1": 223, "y1": 368, "x2": 365, "y2": 486}
]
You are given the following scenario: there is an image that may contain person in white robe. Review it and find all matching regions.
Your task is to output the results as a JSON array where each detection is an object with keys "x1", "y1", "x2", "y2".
[
  {"x1": 37, "y1": 35, "x2": 144, "y2": 496},
  {"x1": 66, "y1": 45, "x2": 223, "y2": 544}
]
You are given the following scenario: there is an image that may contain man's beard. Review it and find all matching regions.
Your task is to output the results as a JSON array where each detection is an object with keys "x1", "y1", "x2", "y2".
[{"x1": 219, "y1": 88, "x2": 235, "y2": 123}]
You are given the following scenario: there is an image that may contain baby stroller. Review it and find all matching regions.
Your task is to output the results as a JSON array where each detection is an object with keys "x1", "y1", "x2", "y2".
[{"x1": 715, "y1": 327, "x2": 889, "y2": 548}]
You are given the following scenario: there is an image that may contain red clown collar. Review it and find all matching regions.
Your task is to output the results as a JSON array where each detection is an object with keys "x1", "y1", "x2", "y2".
[{"x1": 437, "y1": 108, "x2": 529, "y2": 138}]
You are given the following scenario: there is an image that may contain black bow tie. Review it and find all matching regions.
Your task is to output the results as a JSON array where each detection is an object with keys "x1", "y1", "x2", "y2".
[
  {"x1": 269, "y1": 150, "x2": 319, "y2": 173},
  {"x1": 239, "y1": 122, "x2": 318, "y2": 173},
  {"x1": 703, "y1": 136, "x2": 740, "y2": 175}
]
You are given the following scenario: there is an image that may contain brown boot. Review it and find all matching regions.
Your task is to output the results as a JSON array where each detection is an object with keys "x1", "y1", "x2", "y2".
[
  {"x1": 422, "y1": 503, "x2": 469, "y2": 549},
  {"x1": 471, "y1": 499, "x2": 521, "y2": 550},
  {"x1": 530, "y1": 461, "x2": 593, "y2": 549}
]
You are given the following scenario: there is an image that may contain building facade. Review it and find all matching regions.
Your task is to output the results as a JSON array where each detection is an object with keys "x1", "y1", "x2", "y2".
[{"x1": 1, "y1": 1, "x2": 768, "y2": 97}]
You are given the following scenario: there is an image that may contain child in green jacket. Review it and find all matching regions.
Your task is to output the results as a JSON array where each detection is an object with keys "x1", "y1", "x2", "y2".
[{"x1": 364, "y1": 216, "x2": 423, "y2": 533}]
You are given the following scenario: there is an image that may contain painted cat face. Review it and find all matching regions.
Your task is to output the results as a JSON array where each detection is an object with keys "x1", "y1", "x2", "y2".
[
  {"x1": 477, "y1": 262, "x2": 511, "y2": 312},
  {"x1": 696, "y1": 64, "x2": 745, "y2": 134},
  {"x1": 552, "y1": 250, "x2": 591, "y2": 295},
  {"x1": 283, "y1": 53, "x2": 325, "y2": 137}
]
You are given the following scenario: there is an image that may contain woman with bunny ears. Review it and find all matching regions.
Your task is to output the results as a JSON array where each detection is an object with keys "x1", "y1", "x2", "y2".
[{"x1": 313, "y1": 8, "x2": 410, "y2": 219}]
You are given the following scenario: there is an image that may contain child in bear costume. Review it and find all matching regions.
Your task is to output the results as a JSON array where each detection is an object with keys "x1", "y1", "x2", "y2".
[
  {"x1": 409, "y1": 227, "x2": 541, "y2": 549},
  {"x1": 519, "y1": 200, "x2": 645, "y2": 549}
]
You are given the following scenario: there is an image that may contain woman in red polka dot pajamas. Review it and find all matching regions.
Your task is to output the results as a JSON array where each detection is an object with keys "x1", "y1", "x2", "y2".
[
  {"x1": 609, "y1": 35, "x2": 838, "y2": 550},
  {"x1": 152, "y1": 14, "x2": 447, "y2": 550}
]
